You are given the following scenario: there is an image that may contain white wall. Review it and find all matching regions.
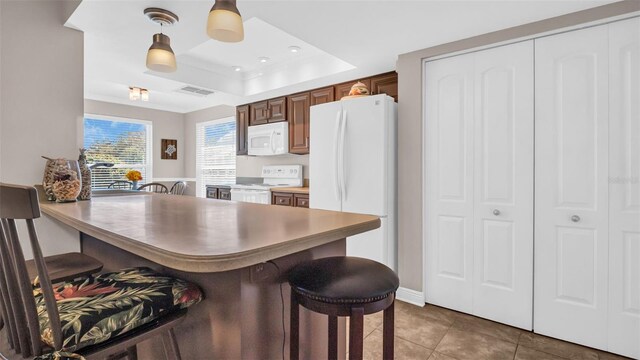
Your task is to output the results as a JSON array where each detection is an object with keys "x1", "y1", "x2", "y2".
[
  {"x1": 84, "y1": 99, "x2": 186, "y2": 180},
  {"x1": 0, "y1": 0, "x2": 84, "y2": 257}
]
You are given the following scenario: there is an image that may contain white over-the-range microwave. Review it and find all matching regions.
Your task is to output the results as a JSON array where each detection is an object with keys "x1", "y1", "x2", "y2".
[{"x1": 247, "y1": 122, "x2": 288, "y2": 156}]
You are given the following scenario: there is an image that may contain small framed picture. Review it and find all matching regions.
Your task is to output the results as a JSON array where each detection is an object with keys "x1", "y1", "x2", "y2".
[{"x1": 161, "y1": 139, "x2": 177, "y2": 160}]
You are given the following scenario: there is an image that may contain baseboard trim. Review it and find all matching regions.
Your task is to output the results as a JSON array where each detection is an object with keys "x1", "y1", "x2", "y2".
[{"x1": 396, "y1": 287, "x2": 425, "y2": 307}]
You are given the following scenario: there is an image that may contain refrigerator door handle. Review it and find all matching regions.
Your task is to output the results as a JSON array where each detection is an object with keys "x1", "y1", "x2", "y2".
[
  {"x1": 339, "y1": 110, "x2": 347, "y2": 200},
  {"x1": 333, "y1": 110, "x2": 342, "y2": 202}
]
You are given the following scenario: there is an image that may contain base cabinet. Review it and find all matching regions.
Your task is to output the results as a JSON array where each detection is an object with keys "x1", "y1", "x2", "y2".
[
  {"x1": 272, "y1": 192, "x2": 309, "y2": 208},
  {"x1": 206, "y1": 186, "x2": 231, "y2": 201}
]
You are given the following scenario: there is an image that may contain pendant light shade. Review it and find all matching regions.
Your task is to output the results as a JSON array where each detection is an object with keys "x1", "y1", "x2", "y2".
[
  {"x1": 207, "y1": 0, "x2": 244, "y2": 43},
  {"x1": 146, "y1": 33, "x2": 177, "y2": 73}
]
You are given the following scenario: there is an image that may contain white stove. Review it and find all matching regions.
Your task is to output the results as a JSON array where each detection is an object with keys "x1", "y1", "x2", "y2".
[{"x1": 230, "y1": 165, "x2": 303, "y2": 204}]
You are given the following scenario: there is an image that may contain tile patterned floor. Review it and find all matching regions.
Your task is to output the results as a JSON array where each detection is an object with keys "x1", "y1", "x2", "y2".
[{"x1": 356, "y1": 300, "x2": 632, "y2": 360}]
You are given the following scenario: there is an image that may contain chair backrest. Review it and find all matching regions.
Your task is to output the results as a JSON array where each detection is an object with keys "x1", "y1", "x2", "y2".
[
  {"x1": 0, "y1": 183, "x2": 63, "y2": 357},
  {"x1": 137, "y1": 183, "x2": 168, "y2": 194},
  {"x1": 169, "y1": 181, "x2": 187, "y2": 195},
  {"x1": 107, "y1": 180, "x2": 134, "y2": 190}
]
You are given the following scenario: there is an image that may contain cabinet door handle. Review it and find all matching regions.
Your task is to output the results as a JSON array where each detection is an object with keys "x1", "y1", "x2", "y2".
[
  {"x1": 492, "y1": 209, "x2": 501, "y2": 216},
  {"x1": 571, "y1": 215, "x2": 581, "y2": 222}
]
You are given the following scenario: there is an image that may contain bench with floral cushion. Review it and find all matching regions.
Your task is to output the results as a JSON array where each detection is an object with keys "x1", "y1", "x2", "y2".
[{"x1": 31, "y1": 267, "x2": 203, "y2": 360}]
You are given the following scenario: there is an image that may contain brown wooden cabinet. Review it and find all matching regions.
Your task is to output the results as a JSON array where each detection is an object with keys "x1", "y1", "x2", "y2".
[
  {"x1": 288, "y1": 92, "x2": 310, "y2": 155},
  {"x1": 249, "y1": 101, "x2": 269, "y2": 126},
  {"x1": 272, "y1": 192, "x2": 294, "y2": 206},
  {"x1": 370, "y1": 72, "x2": 398, "y2": 102},
  {"x1": 268, "y1": 97, "x2": 287, "y2": 123},
  {"x1": 236, "y1": 105, "x2": 249, "y2": 155},
  {"x1": 249, "y1": 98, "x2": 287, "y2": 126},
  {"x1": 218, "y1": 188, "x2": 231, "y2": 200},
  {"x1": 237, "y1": 71, "x2": 396, "y2": 155},
  {"x1": 272, "y1": 191, "x2": 309, "y2": 208},
  {"x1": 335, "y1": 78, "x2": 371, "y2": 100},
  {"x1": 294, "y1": 194, "x2": 309, "y2": 208},
  {"x1": 206, "y1": 186, "x2": 231, "y2": 200},
  {"x1": 310, "y1": 86, "x2": 335, "y2": 106}
]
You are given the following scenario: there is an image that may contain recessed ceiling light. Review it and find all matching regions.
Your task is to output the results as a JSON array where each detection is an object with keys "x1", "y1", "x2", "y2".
[
  {"x1": 288, "y1": 46, "x2": 301, "y2": 53},
  {"x1": 258, "y1": 57, "x2": 270, "y2": 63},
  {"x1": 232, "y1": 66, "x2": 242, "y2": 72}
]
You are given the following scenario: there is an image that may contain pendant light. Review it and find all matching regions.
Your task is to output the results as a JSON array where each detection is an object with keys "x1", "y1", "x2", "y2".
[
  {"x1": 207, "y1": 0, "x2": 244, "y2": 43},
  {"x1": 144, "y1": 8, "x2": 179, "y2": 73}
]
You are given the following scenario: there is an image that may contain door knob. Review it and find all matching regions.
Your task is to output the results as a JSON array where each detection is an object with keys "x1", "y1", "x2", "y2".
[
  {"x1": 492, "y1": 209, "x2": 501, "y2": 216},
  {"x1": 571, "y1": 215, "x2": 581, "y2": 222}
]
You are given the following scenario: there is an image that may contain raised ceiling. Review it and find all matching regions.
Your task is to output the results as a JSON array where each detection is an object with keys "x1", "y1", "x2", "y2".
[{"x1": 67, "y1": 0, "x2": 615, "y2": 113}]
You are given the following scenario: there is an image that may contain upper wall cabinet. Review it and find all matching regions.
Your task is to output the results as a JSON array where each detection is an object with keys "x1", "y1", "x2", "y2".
[
  {"x1": 236, "y1": 105, "x2": 249, "y2": 155},
  {"x1": 249, "y1": 97, "x2": 287, "y2": 126},
  {"x1": 250, "y1": 101, "x2": 269, "y2": 126},
  {"x1": 335, "y1": 78, "x2": 371, "y2": 100},
  {"x1": 370, "y1": 72, "x2": 398, "y2": 102},
  {"x1": 288, "y1": 92, "x2": 311, "y2": 154},
  {"x1": 310, "y1": 86, "x2": 335, "y2": 106},
  {"x1": 237, "y1": 71, "x2": 397, "y2": 155}
]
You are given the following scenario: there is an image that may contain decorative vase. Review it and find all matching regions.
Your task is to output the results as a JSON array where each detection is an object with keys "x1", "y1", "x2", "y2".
[
  {"x1": 77, "y1": 148, "x2": 92, "y2": 200},
  {"x1": 51, "y1": 160, "x2": 82, "y2": 203},
  {"x1": 132, "y1": 181, "x2": 139, "y2": 189},
  {"x1": 42, "y1": 156, "x2": 58, "y2": 201}
]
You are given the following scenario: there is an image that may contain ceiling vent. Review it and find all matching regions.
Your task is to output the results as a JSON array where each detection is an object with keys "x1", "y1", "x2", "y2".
[{"x1": 176, "y1": 85, "x2": 215, "y2": 97}]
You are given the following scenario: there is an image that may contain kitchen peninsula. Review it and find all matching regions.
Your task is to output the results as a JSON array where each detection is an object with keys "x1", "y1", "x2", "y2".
[{"x1": 39, "y1": 192, "x2": 380, "y2": 359}]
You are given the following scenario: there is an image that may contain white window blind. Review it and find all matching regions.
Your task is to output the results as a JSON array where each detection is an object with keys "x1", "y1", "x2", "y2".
[
  {"x1": 196, "y1": 117, "x2": 236, "y2": 197},
  {"x1": 83, "y1": 116, "x2": 153, "y2": 189}
]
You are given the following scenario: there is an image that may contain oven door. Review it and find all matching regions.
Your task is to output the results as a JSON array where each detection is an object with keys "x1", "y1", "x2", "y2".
[
  {"x1": 230, "y1": 188, "x2": 271, "y2": 204},
  {"x1": 247, "y1": 123, "x2": 288, "y2": 156}
]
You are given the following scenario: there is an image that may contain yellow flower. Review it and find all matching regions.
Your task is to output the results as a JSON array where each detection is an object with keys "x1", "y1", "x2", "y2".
[{"x1": 125, "y1": 170, "x2": 142, "y2": 181}]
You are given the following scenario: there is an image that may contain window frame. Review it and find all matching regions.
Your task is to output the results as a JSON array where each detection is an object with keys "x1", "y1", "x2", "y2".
[
  {"x1": 82, "y1": 113, "x2": 153, "y2": 188},
  {"x1": 195, "y1": 116, "x2": 237, "y2": 198}
]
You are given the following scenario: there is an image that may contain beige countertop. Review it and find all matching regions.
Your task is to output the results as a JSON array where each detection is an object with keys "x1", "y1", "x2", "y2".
[
  {"x1": 39, "y1": 193, "x2": 379, "y2": 273},
  {"x1": 270, "y1": 186, "x2": 310, "y2": 194}
]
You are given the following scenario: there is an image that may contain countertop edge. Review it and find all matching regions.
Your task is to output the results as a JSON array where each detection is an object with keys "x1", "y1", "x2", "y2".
[
  {"x1": 41, "y1": 204, "x2": 380, "y2": 273},
  {"x1": 270, "y1": 187, "x2": 310, "y2": 194}
]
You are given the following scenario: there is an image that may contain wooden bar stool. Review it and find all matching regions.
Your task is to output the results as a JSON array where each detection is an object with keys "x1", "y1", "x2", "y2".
[{"x1": 288, "y1": 256, "x2": 399, "y2": 360}]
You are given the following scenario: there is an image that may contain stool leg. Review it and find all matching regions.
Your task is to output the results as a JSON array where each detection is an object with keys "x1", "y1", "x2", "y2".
[
  {"x1": 328, "y1": 315, "x2": 338, "y2": 360},
  {"x1": 290, "y1": 291, "x2": 300, "y2": 360},
  {"x1": 348, "y1": 307, "x2": 364, "y2": 360},
  {"x1": 383, "y1": 300, "x2": 395, "y2": 359}
]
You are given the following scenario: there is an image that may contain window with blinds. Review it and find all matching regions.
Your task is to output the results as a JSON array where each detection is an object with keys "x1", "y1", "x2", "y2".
[
  {"x1": 83, "y1": 116, "x2": 153, "y2": 190},
  {"x1": 196, "y1": 117, "x2": 236, "y2": 197}
]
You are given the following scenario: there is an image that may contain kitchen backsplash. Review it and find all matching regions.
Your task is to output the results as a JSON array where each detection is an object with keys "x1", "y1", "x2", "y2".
[{"x1": 236, "y1": 154, "x2": 309, "y2": 179}]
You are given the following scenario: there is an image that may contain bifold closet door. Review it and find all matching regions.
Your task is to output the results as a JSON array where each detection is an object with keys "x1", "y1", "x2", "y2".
[
  {"x1": 425, "y1": 41, "x2": 534, "y2": 324},
  {"x1": 425, "y1": 52, "x2": 475, "y2": 313},
  {"x1": 534, "y1": 25, "x2": 609, "y2": 349},
  {"x1": 608, "y1": 17, "x2": 640, "y2": 359},
  {"x1": 472, "y1": 41, "x2": 534, "y2": 330}
]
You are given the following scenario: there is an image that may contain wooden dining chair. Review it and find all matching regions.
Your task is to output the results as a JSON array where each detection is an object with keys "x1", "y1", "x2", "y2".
[
  {"x1": 107, "y1": 180, "x2": 134, "y2": 190},
  {"x1": 0, "y1": 183, "x2": 203, "y2": 359},
  {"x1": 169, "y1": 181, "x2": 187, "y2": 195},
  {"x1": 137, "y1": 183, "x2": 168, "y2": 194}
]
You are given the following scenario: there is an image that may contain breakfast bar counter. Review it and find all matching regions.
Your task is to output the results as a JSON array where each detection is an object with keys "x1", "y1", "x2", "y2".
[{"x1": 39, "y1": 193, "x2": 380, "y2": 359}]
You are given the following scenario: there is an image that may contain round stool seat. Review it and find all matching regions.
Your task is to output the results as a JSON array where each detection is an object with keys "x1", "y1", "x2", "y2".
[{"x1": 288, "y1": 256, "x2": 399, "y2": 304}]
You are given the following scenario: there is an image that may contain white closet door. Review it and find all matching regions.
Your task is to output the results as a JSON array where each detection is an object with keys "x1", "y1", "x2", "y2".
[
  {"x1": 534, "y1": 25, "x2": 609, "y2": 349},
  {"x1": 472, "y1": 41, "x2": 534, "y2": 330},
  {"x1": 608, "y1": 17, "x2": 640, "y2": 359},
  {"x1": 425, "y1": 52, "x2": 475, "y2": 313}
]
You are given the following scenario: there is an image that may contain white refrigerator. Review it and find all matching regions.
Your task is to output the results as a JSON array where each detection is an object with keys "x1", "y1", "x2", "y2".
[{"x1": 309, "y1": 94, "x2": 397, "y2": 271}]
